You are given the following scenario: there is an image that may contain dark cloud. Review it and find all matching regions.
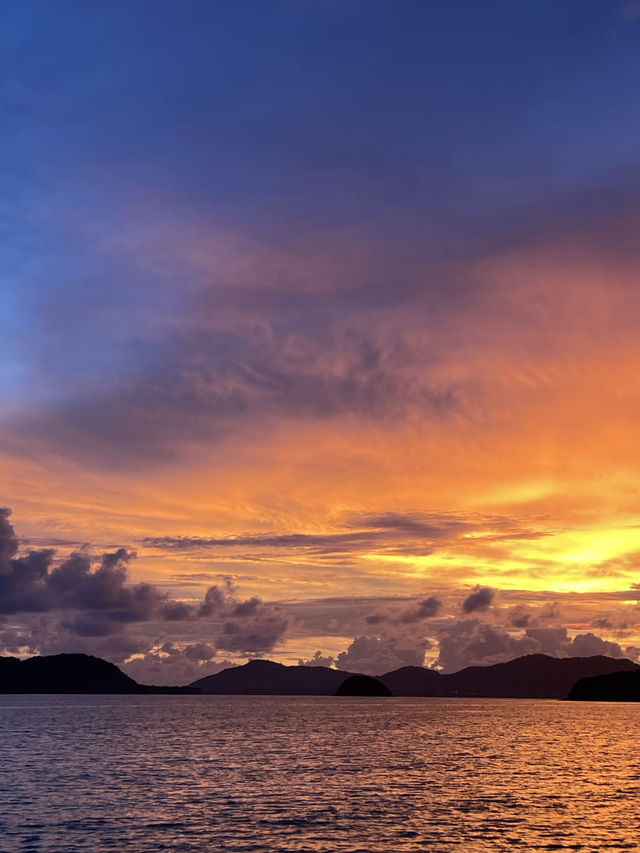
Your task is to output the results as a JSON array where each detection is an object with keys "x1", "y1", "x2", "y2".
[
  {"x1": 194, "y1": 579, "x2": 290, "y2": 653},
  {"x1": 198, "y1": 582, "x2": 233, "y2": 617},
  {"x1": 624, "y1": 645, "x2": 640, "y2": 662},
  {"x1": 233, "y1": 597, "x2": 261, "y2": 617},
  {"x1": 462, "y1": 585, "x2": 494, "y2": 613},
  {"x1": 284, "y1": 595, "x2": 445, "y2": 638},
  {"x1": 365, "y1": 595, "x2": 442, "y2": 626},
  {"x1": 401, "y1": 596, "x2": 442, "y2": 622},
  {"x1": 297, "y1": 650, "x2": 336, "y2": 668},
  {"x1": 121, "y1": 643, "x2": 234, "y2": 686},
  {"x1": 0, "y1": 508, "x2": 171, "y2": 623},
  {"x1": 435, "y1": 619, "x2": 537, "y2": 672},
  {"x1": 569, "y1": 632, "x2": 625, "y2": 658},
  {"x1": 364, "y1": 612, "x2": 387, "y2": 626},
  {"x1": 0, "y1": 509, "x2": 290, "y2": 658},
  {"x1": 590, "y1": 607, "x2": 640, "y2": 630},
  {"x1": 509, "y1": 605, "x2": 534, "y2": 628},
  {"x1": 216, "y1": 607, "x2": 289, "y2": 654},
  {"x1": 523, "y1": 627, "x2": 573, "y2": 655},
  {"x1": 160, "y1": 601, "x2": 195, "y2": 621},
  {"x1": 172, "y1": 641, "x2": 216, "y2": 662},
  {"x1": 336, "y1": 634, "x2": 432, "y2": 676},
  {"x1": 0, "y1": 508, "x2": 19, "y2": 562},
  {"x1": 525, "y1": 627, "x2": 626, "y2": 659},
  {"x1": 434, "y1": 620, "x2": 629, "y2": 672},
  {"x1": 0, "y1": 615, "x2": 153, "y2": 664}
]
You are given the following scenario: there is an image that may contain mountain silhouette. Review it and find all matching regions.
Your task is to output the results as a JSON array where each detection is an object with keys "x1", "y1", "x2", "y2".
[
  {"x1": 568, "y1": 669, "x2": 640, "y2": 701},
  {"x1": 380, "y1": 654, "x2": 640, "y2": 699},
  {"x1": 191, "y1": 659, "x2": 354, "y2": 694},
  {"x1": 191, "y1": 654, "x2": 640, "y2": 698},
  {"x1": 4, "y1": 652, "x2": 637, "y2": 697},
  {"x1": 0, "y1": 653, "x2": 200, "y2": 694}
]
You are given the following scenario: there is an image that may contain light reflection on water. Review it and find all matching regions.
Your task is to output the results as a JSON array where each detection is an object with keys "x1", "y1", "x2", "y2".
[{"x1": 1, "y1": 695, "x2": 639, "y2": 851}]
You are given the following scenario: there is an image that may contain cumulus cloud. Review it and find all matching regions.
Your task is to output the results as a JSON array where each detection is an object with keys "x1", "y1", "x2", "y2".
[
  {"x1": 462, "y1": 585, "x2": 494, "y2": 613},
  {"x1": 216, "y1": 610, "x2": 290, "y2": 653},
  {"x1": 434, "y1": 620, "x2": 629, "y2": 672},
  {"x1": 121, "y1": 643, "x2": 235, "y2": 686},
  {"x1": 194, "y1": 578, "x2": 289, "y2": 653},
  {"x1": 0, "y1": 508, "x2": 290, "y2": 661},
  {"x1": 436, "y1": 619, "x2": 537, "y2": 672},
  {"x1": 624, "y1": 645, "x2": 640, "y2": 662},
  {"x1": 335, "y1": 634, "x2": 432, "y2": 675},
  {"x1": 297, "y1": 650, "x2": 336, "y2": 667},
  {"x1": 523, "y1": 627, "x2": 572, "y2": 655},
  {"x1": 0, "y1": 508, "x2": 172, "y2": 625},
  {"x1": 0, "y1": 615, "x2": 153, "y2": 664},
  {"x1": 525, "y1": 627, "x2": 625, "y2": 659}
]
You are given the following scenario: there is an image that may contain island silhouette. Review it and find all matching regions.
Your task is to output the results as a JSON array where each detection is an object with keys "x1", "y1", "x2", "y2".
[
  {"x1": 336, "y1": 674, "x2": 392, "y2": 696},
  {"x1": 568, "y1": 669, "x2": 640, "y2": 701}
]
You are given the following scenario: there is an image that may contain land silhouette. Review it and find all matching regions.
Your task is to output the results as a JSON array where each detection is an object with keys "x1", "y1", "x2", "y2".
[
  {"x1": 191, "y1": 653, "x2": 639, "y2": 698},
  {"x1": 336, "y1": 674, "x2": 392, "y2": 696},
  {"x1": 191, "y1": 658, "x2": 353, "y2": 695},
  {"x1": 1, "y1": 652, "x2": 639, "y2": 698},
  {"x1": 0, "y1": 653, "x2": 199, "y2": 694},
  {"x1": 378, "y1": 653, "x2": 640, "y2": 698},
  {"x1": 568, "y1": 669, "x2": 640, "y2": 701}
]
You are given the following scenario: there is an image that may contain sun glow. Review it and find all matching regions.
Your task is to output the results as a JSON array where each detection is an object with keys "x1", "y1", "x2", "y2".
[{"x1": 361, "y1": 522, "x2": 640, "y2": 594}]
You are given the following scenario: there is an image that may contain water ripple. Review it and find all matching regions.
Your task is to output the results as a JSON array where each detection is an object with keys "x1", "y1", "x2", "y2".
[{"x1": 1, "y1": 696, "x2": 639, "y2": 851}]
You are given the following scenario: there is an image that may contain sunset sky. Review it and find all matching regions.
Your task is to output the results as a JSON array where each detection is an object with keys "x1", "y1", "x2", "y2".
[{"x1": 3, "y1": 0, "x2": 640, "y2": 683}]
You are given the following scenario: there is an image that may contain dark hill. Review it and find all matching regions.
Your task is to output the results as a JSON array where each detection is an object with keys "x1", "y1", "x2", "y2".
[
  {"x1": 0, "y1": 653, "x2": 200, "y2": 694},
  {"x1": 568, "y1": 669, "x2": 640, "y2": 701},
  {"x1": 379, "y1": 654, "x2": 640, "y2": 699},
  {"x1": 381, "y1": 666, "x2": 442, "y2": 695},
  {"x1": 191, "y1": 654, "x2": 639, "y2": 698},
  {"x1": 336, "y1": 674, "x2": 392, "y2": 696},
  {"x1": 448, "y1": 654, "x2": 640, "y2": 699},
  {"x1": 191, "y1": 659, "x2": 353, "y2": 695}
]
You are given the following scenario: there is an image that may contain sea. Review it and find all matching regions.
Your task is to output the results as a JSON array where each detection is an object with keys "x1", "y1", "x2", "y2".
[{"x1": 0, "y1": 695, "x2": 638, "y2": 852}]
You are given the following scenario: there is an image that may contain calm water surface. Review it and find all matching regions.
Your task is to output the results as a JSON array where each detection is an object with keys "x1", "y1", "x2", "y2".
[{"x1": 0, "y1": 695, "x2": 638, "y2": 852}]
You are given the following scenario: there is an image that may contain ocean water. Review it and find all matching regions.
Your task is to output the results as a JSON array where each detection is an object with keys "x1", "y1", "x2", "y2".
[{"x1": 1, "y1": 695, "x2": 639, "y2": 852}]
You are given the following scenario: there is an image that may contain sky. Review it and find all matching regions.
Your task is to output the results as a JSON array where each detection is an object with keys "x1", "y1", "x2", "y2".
[{"x1": 3, "y1": 0, "x2": 640, "y2": 684}]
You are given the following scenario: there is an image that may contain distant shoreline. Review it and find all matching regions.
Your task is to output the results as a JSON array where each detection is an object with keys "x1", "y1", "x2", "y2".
[{"x1": 3, "y1": 651, "x2": 639, "y2": 700}]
